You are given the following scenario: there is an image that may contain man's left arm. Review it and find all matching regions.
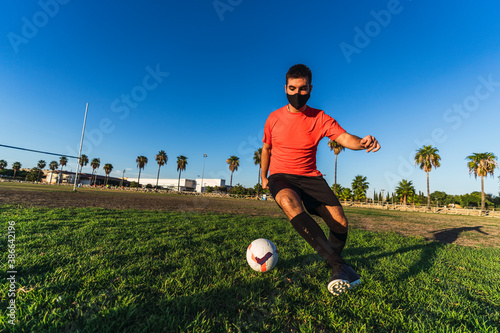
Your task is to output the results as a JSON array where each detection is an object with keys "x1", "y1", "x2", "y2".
[{"x1": 334, "y1": 132, "x2": 380, "y2": 153}]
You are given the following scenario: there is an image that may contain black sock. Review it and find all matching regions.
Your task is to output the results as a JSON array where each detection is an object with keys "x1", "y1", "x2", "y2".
[
  {"x1": 290, "y1": 212, "x2": 345, "y2": 268},
  {"x1": 329, "y1": 230, "x2": 347, "y2": 256}
]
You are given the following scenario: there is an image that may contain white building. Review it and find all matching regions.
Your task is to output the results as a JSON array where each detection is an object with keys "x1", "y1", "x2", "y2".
[
  {"x1": 44, "y1": 171, "x2": 92, "y2": 185},
  {"x1": 127, "y1": 178, "x2": 197, "y2": 191},
  {"x1": 127, "y1": 177, "x2": 226, "y2": 192},
  {"x1": 195, "y1": 178, "x2": 226, "y2": 193}
]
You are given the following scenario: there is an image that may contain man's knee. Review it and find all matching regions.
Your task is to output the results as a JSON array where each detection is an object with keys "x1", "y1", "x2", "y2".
[{"x1": 276, "y1": 190, "x2": 303, "y2": 218}]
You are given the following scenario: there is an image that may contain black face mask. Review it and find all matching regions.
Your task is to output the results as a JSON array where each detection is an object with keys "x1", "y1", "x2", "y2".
[{"x1": 287, "y1": 93, "x2": 310, "y2": 110}]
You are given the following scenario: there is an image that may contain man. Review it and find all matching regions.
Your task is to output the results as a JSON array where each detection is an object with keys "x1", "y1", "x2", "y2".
[{"x1": 261, "y1": 64, "x2": 380, "y2": 295}]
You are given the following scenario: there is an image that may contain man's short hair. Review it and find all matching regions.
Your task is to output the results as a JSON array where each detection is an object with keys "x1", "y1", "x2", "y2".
[{"x1": 286, "y1": 64, "x2": 312, "y2": 86}]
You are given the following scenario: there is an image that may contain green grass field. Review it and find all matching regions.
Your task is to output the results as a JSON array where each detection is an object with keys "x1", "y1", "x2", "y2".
[{"x1": 1, "y1": 203, "x2": 499, "y2": 332}]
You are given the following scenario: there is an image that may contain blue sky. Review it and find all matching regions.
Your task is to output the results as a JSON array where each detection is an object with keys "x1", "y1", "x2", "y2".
[{"x1": 1, "y1": 0, "x2": 499, "y2": 196}]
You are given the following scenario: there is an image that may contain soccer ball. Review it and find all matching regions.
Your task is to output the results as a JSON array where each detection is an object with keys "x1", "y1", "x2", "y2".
[{"x1": 246, "y1": 238, "x2": 278, "y2": 272}]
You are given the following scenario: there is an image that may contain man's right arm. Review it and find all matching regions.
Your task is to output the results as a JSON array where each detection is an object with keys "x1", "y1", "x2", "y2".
[{"x1": 261, "y1": 142, "x2": 271, "y2": 189}]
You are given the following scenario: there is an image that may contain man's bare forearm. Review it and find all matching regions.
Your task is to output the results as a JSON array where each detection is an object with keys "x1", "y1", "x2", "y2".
[
  {"x1": 335, "y1": 133, "x2": 380, "y2": 153},
  {"x1": 261, "y1": 146, "x2": 271, "y2": 180},
  {"x1": 260, "y1": 144, "x2": 272, "y2": 190}
]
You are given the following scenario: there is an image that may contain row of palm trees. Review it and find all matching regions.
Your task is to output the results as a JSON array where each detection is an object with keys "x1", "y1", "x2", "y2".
[
  {"x1": 72, "y1": 155, "x2": 113, "y2": 186},
  {"x1": 134, "y1": 153, "x2": 243, "y2": 192},
  {"x1": 329, "y1": 140, "x2": 498, "y2": 211},
  {"x1": 0, "y1": 151, "x2": 242, "y2": 191},
  {"x1": 2, "y1": 142, "x2": 497, "y2": 206}
]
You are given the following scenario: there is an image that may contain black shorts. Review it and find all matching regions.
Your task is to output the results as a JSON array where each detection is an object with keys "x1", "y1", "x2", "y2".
[{"x1": 268, "y1": 173, "x2": 341, "y2": 216}]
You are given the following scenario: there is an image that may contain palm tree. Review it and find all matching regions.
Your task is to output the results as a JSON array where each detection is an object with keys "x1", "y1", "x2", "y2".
[
  {"x1": 48, "y1": 161, "x2": 58, "y2": 184},
  {"x1": 37, "y1": 160, "x2": 46, "y2": 183},
  {"x1": 90, "y1": 158, "x2": 100, "y2": 186},
  {"x1": 0, "y1": 160, "x2": 7, "y2": 170},
  {"x1": 351, "y1": 175, "x2": 369, "y2": 201},
  {"x1": 395, "y1": 179, "x2": 415, "y2": 205},
  {"x1": 337, "y1": 187, "x2": 352, "y2": 201},
  {"x1": 103, "y1": 163, "x2": 113, "y2": 186},
  {"x1": 466, "y1": 152, "x2": 498, "y2": 211},
  {"x1": 253, "y1": 148, "x2": 262, "y2": 198},
  {"x1": 226, "y1": 155, "x2": 240, "y2": 190},
  {"x1": 58, "y1": 156, "x2": 68, "y2": 184},
  {"x1": 12, "y1": 162, "x2": 21, "y2": 179},
  {"x1": 77, "y1": 154, "x2": 89, "y2": 184},
  {"x1": 79, "y1": 154, "x2": 89, "y2": 170},
  {"x1": 155, "y1": 150, "x2": 168, "y2": 190},
  {"x1": 415, "y1": 145, "x2": 441, "y2": 208},
  {"x1": 176, "y1": 155, "x2": 188, "y2": 191},
  {"x1": 136, "y1": 156, "x2": 148, "y2": 190},
  {"x1": 328, "y1": 140, "x2": 345, "y2": 195}
]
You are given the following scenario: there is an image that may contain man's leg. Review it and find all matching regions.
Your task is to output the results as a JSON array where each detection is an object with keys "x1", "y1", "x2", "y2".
[
  {"x1": 314, "y1": 204, "x2": 361, "y2": 295},
  {"x1": 274, "y1": 188, "x2": 345, "y2": 269},
  {"x1": 314, "y1": 204, "x2": 349, "y2": 256}
]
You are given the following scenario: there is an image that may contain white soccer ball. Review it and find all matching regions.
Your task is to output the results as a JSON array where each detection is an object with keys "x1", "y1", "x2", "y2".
[{"x1": 246, "y1": 238, "x2": 279, "y2": 272}]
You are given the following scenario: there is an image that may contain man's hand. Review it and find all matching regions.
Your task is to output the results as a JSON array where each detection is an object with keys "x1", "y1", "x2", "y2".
[
  {"x1": 360, "y1": 135, "x2": 380, "y2": 152},
  {"x1": 262, "y1": 177, "x2": 269, "y2": 190}
]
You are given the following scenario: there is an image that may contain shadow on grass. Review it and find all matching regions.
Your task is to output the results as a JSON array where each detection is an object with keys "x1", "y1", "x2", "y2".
[
  {"x1": 348, "y1": 241, "x2": 445, "y2": 282},
  {"x1": 431, "y1": 226, "x2": 488, "y2": 244}
]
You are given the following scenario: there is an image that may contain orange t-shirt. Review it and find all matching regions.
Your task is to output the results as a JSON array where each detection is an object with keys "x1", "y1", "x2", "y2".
[{"x1": 262, "y1": 105, "x2": 346, "y2": 177}]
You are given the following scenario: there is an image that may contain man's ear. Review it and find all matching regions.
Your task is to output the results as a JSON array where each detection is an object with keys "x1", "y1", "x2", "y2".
[{"x1": 309, "y1": 84, "x2": 313, "y2": 93}]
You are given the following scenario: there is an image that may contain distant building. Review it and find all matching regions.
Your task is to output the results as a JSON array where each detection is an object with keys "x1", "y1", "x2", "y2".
[
  {"x1": 43, "y1": 171, "x2": 130, "y2": 186},
  {"x1": 126, "y1": 177, "x2": 226, "y2": 192},
  {"x1": 195, "y1": 178, "x2": 226, "y2": 193},
  {"x1": 126, "y1": 178, "x2": 197, "y2": 191}
]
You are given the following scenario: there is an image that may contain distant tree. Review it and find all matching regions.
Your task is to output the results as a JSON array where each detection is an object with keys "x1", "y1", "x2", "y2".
[
  {"x1": 253, "y1": 148, "x2": 262, "y2": 198},
  {"x1": 90, "y1": 158, "x2": 100, "y2": 185},
  {"x1": 231, "y1": 183, "x2": 247, "y2": 195},
  {"x1": 37, "y1": 160, "x2": 46, "y2": 183},
  {"x1": 103, "y1": 163, "x2": 113, "y2": 186},
  {"x1": 459, "y1": 192, "x2": 482, "y2": 208},
  {"x1": 76, "y1": 154, "x2": 89, "y2": 184},
  {"x1": 415, "y1": 145, "x2": 441, "y2": 208},
  {"x1": 226, "y1": 155, "x2": 240, "y2": 189},
  {"x1": 331, "y1": 183, "x2": 342, "y2": 196},
  {"x1": 205, "y1": 185, "x2": 214, "y2": 193},
  {"x1": 48, "y1": 161, "x2": 58, "y2": 184},
  {"x1": 25, "y1": 167, "x2": 42, "y2": 182},
  {"x1": 12, "y1": 161, "x2": 21, "y2": 179},
  {"x1": 136, "y1": 155, "x2": 148, "y2": 190},
  {"x1": 328, "y1": 140, "x2": 345, "y2": 195},
  {"x1": 466, "y1": 152, "x2": 498, "y2": 211},
  {"x1": 337, "y1": 187, "x2": 352, "y2": 201},
  {"x1": 130, "y1": 181, "x2": 139, "y2": 188},
  {"x1": 155, "y1": 150, "x2": 168, "y2": 190},
  {"x1": 79, "y1": 154, "x2": 89, "y2": 169},
  {"x1": 214, "y1": 185, "x2": 227, "y2": 193},
  {"x1": 176, "y1": 155, "x2": 188, "y2": 191},
  {"x1": 0, "y1": 160, "x2": 7, "y2": 170},
  {"x1": 254, "y1": 183, "x2": 269, "y2": 195},
  {"x1": 395, "y1": 179, "x2": 415, "y2": 205},
  {"x1": 351, "y1": 175, "x2": 369, "y2": 201},
  {"x1": 58, "y1": 156, "x2": 68, "y2": 184},
  {"x1": 430, "y1": 191, "x2": 448, "y2": 206}
]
